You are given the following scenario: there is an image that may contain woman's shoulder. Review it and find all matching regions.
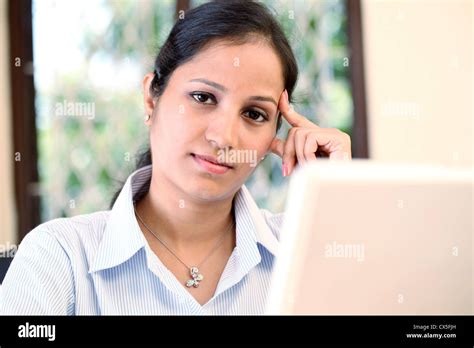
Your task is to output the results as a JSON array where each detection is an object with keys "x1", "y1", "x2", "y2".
[
  {"x1": 0, "y1": 211, "x2": 110, "y2": 315},
  {"x1": 22, "y1": 210, "x2": 111, "y2": 254}
]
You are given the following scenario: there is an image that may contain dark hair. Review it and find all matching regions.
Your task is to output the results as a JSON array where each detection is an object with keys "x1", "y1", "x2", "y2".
[{"x1": 110, "y1": 0, "x2": 298, "y2": 207}]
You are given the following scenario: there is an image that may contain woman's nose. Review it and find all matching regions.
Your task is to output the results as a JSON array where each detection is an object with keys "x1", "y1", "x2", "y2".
[{"x1": 205, "y1": 113, "x2": 240, "y2": 149}]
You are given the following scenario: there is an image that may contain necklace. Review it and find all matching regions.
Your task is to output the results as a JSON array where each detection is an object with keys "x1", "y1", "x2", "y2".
[{"x1": 133, "y1": 204, "x2": 235, "y2": 288}]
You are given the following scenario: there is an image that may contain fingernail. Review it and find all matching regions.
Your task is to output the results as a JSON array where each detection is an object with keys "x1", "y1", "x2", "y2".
[
  {"x1": 282, "y1": 163, "x2": 288, "y2": 177},
  {"x1": 284, "y1": 89, "x2": 289, "y2": 103}
]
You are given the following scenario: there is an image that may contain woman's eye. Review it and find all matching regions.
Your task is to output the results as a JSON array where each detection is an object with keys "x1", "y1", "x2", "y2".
[
  {"x1": 190, "y1": 92, "x2": 268, "y2": 123},
  {"x1": 244, "y1": 110, "x2": 268, "y2": 123},
  {"x1": 190, "y1": 92, "x2": 216, "y2": 105}
]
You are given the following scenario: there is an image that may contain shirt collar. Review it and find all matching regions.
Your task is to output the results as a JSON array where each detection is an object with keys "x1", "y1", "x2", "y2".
[{"x1": 89, "y1": 165, "x2": 279, "y2": 273}]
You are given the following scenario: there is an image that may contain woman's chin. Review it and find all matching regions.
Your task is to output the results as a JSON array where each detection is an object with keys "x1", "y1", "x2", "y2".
[
  {"x1": 181, "y1": 178, "x2": 237, "y2": 203},
  {"x1": 187, "y1": 183, "x2": 228, "y2": 201}
]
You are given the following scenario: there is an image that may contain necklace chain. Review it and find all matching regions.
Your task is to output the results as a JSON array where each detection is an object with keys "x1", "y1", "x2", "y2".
[{"x1": 133, "y1": 203, "x2": 234, "y2": 288}]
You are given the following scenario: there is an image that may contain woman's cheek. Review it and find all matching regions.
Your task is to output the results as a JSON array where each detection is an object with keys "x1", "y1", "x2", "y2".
[
  {"x1": 242, "y1": 145, "x2": 269, "y2": 170},
  {"x1": 258, "y1": 132, "x2": 276, "y2": 157}
]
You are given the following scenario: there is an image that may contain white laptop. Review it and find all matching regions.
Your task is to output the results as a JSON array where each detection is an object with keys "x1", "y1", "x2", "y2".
[{"x1": 266, "y1": 160, "x2": 473, "y2": 315}]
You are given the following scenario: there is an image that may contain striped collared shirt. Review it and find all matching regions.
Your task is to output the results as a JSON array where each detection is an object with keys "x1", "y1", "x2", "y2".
[{"x1": 1, "y1": 165, "x2": 284, "y2": 315}]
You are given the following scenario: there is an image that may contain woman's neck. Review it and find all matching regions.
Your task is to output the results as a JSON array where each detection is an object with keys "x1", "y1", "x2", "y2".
[{"x1": 135, "y1": 173, "x2": 236, "y2": 250}]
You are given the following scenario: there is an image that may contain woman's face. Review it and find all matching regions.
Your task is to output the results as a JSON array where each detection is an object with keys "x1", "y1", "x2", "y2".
[{"x1": 145, "y1": 40, "x2": 284, "y2": 202}]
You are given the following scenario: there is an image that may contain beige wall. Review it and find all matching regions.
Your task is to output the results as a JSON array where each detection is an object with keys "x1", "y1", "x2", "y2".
[
  {"x1": 0, "y1": 0, "x2": 17, "y2": 246},
  {"x1": 361, "y1": 0, "x2": 473, "y2": 169},
  {"x1": 361, "y1": 1, "x2": 472, "y2": 311}
]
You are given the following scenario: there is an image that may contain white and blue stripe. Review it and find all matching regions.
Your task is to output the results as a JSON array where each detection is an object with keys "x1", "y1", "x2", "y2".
[{"x1": 1, "y1": 165, "x2": 284, "y2": 315}]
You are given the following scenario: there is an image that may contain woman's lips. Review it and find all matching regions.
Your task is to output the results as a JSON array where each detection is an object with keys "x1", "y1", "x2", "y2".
[{"x1": 191, "y1": 153, "x2": 233, "y2": 175}]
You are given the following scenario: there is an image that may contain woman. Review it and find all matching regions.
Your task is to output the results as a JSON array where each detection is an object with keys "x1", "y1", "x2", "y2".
[{"x1": 1, "y1": 0, "x2": 351, "y2": 315}]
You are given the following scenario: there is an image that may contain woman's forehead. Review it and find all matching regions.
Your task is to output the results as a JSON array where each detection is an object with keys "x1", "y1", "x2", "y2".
[{"x1": 173, "y1": 42, "x2": 284, "y2": 93}]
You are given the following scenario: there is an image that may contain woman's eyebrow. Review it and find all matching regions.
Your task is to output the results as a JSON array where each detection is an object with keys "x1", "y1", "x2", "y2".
[
  {"x1": 248, "y1": 96, "x2": 277, "y2": 107},
  {"x1": 189, "y1": 78, "x2": 277, "y2": 106},
  {"x1": 189, "y1": 78, "x2": 228, "y2": 92}
]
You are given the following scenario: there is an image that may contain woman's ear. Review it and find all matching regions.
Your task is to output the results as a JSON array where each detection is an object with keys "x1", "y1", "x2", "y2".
[{"x1": 142, "y1": 72, "x2": 156, "y2": 125}]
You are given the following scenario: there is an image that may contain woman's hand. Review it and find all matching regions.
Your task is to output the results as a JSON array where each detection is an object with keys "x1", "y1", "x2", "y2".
[{"x1": 269, "y1": 89, "x2": 352, "y2": 177}]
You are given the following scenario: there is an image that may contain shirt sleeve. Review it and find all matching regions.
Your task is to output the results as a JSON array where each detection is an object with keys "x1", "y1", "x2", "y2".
[{"x1": 0, "y1": 228, "x2": 75, "y2": 315}]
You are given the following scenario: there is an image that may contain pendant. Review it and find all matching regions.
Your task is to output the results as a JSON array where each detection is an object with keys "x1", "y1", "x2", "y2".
[{"x1": 185, "y1": 266, "x2": 204, "y2": 288}]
